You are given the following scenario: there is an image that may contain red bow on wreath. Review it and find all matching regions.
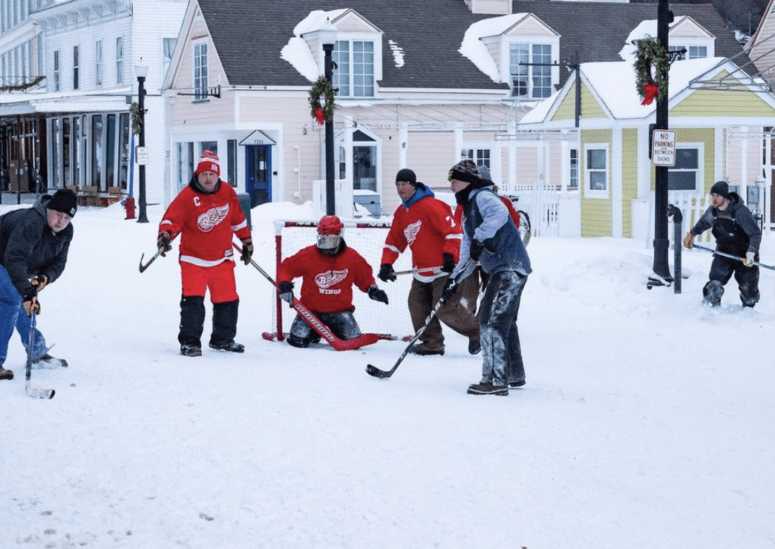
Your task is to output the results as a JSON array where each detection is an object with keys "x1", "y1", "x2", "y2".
[
  {"x1": 640, "y1": 83, "x2": 659, "y2": 106},
  {"x1": 314, "y1": 107, "x2": 326, "y2": 125}
]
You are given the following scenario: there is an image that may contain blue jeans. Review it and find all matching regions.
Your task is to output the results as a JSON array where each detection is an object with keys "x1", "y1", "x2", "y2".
[{"x1": 0, "y1": 265, "x2": 47, "y2": 366}]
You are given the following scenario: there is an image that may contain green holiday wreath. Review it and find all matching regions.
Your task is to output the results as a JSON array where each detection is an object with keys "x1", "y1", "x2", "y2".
[
  {"x1": 634, "y1": 39, "x2": 670, "y2": 105},
  {"x1": 309, "y1": 76, "x2": 335, "y2": 125},
  {"x1": 0, "y1": 76, "x2": 45, "y2": 93}
]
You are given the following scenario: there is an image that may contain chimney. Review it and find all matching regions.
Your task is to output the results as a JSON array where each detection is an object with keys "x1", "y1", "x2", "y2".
[{"x1": 465, "y1": 0, "x2": 512, "y2": 15}]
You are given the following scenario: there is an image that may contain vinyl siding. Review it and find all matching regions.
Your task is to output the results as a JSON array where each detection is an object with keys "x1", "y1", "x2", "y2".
[
  {"x1": 552, "y1": 81, "x2": 607, "y2": 121},
  {"x1": 581, "y1": 129, "x2": 612, "y2": 237},
  {"x1": 670, "y1": 72, "x2": 775, "y2": 117},
  {"x1": 622, "y1": 128, "x2": 638, "y2": 238}
]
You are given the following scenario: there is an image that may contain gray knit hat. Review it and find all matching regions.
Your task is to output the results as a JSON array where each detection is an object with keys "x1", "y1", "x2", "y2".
[
  {"x1": 710, "y1": 181, "x2": 730, "y2": 199},
  {"x1": 447, "y1": 160, "x2": 480, "y2": 185}
]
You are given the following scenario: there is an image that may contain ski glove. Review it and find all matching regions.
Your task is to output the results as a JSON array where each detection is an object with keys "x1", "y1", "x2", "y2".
[
  {"x1": 22, "y1": 293, "x2": 40, "y2": 317},
  {"x1": 278, "y1": 281, "x2": 295, "y2": 305},
  {"x1": 368, "y1": 285, "x2": 389, "y2": 305},
  {"x1": 31, "y1": 274, "x2": 48, "y2": 292},
  {"x1": 469, "y1": 239, "x2": 485, "y2": 261},
  {"x1": 441, "y1": 252, "x2": 456, "y2": 273},
  {"x1": 682, "y1": 232, "x2": 694, "y2": 249},
  {"x1": 241, "y1": 238, "x2": 254, "y2": 265},
  {"x1": 441, "y1": 278, "x2": 457, "y2": 302},
  {"x1": 744, "y1": 251, "x2": 756, "y2": 267},
  {"x1": 378, "y1": 264, "x2": 396, "y2": 283},
  {"x1": 157, "y1": 232, "x2": 173, "y2": 256}
]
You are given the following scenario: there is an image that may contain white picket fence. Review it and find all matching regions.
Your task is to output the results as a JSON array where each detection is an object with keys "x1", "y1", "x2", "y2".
[
  {"x1": 506, "y1": 183, "x2": 562, "y2": 237},
  {"x1": 647, "y1": 191, "x2": 715, "y2": 249}
]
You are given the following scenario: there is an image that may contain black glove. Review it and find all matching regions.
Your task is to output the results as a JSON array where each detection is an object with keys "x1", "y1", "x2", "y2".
[
  {"x1": 241, "y1": 238, "x2": 254, "y2": 265},
  {"x1": 278, "y1": 281, "x2": 294, "y2": 305},
  {"x1": 378, "y1": 264, "x2": 396, "y2": 283},
  {"x1": 22, "y1": 290, "x2": 40, "y2": 317},
  {"x1": 469, "y1": 239, "x2": 485, "y2": 261},
  {"x1": 157, "y1": 232, "x2": 172, "y2": 257},
  {"x1": 368, "y1": 285, "x2": 389, "y2": 305},
  {"x1": 441, "y1": 278, "x2": 457, "y2": 302},
  {"x1": 441, "y1": 252, "x2": 456, "y2": 273}
]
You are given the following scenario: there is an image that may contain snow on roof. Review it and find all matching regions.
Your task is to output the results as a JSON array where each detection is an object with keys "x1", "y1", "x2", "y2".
[
  {"x1": 280, "y1": 9, "x2": 349, "y2": 82},
  {"x1": 389, "y1": 40, "x2": 405, "y2": 68},
  {"x1": 459, "y1": 14, "x2": 531, "y2": 83},
  {"x1": 520, "y1": 57, "x2": 729, "y2": 125},
  {"x1": 619, "y1": 17, "x2": 688, "y2": 62}
]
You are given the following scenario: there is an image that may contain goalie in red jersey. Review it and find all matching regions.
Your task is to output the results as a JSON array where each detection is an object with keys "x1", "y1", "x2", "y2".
[
  {"x1": 277, "y1": 215, "x2": 389, "y2": 348},
  {"x1": 157, "y1": 151, "x2": 254, "y2": 357}
]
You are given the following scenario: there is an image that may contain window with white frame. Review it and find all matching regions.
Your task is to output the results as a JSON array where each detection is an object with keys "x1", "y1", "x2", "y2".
[
  {"x1": 116, "y1": 37, "x2": 123, "y2": 84},
  {"x1": 569, "y1": 148, "x2": 579, "y2": 189},
  {"x1": 461, "y1": 149, "x2": 491, "y2": 170},
  {"x1": 509, "y1": 43, "x2": 552, "y2": 98},
  {"x1": 163, "y1": 38, "x2": 176, "y2": 84},
  {"x1": 73, "y1": 45, "x2": 79, "y2": 90},
  {"x1": 668, "y1": 143, "x2": 703, "y2": 191},
  {"x1": 95, "y1": 40, "x2": 102, "y2": 86},
  {"x1": 333, "y1": 40, "x2": 375, "y2": 97},
  {"x1": 584, "y1": 143, "x2": 609, "y2": 197},
  {"x1": 669, "y1": 44, "x2": 709, "y2": 60},
  {"x1": 193, "y1": 42, "x2": 208, "y2": 100},
  {"x1": 53, "y1": 50, "x2": 59, "y2": 91}
]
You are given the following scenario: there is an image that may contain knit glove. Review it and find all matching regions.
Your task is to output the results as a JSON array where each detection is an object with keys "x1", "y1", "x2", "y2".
[
  {"x1": 441, "y1": 252, "x2": 456, "y2": 273},
  {"x1": 744, "y1": 251, "x2": 755, "y2": 267}
]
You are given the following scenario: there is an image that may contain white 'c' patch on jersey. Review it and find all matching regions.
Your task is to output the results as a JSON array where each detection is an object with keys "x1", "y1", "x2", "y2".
[
  {"x1": 197, "y1": 204, "x2": 230, "y2": 232},
  {"x1": 404, "y1": 220, "x2": 422, "y2": 246}
]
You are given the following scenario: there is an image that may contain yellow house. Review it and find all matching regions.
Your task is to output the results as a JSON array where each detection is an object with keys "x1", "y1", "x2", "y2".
[{"x1": 517, "y1": 56, "x2": 775, "y2": 239}]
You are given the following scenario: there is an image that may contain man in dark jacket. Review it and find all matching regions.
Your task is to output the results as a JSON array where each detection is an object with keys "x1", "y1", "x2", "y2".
[
  {"x1": 445, "y1": 161, "x2": 531, "y2": 396},
  {"x1": 683, "y1": 181, "x2": 762, "y2": 307},
  {"x1": 0, "y1": 189, "x2": 76, "y2": 380}
]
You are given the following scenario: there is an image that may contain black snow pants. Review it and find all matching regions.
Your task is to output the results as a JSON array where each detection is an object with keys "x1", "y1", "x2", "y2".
[
  {"x1": 179, "y1": 296, "x2": 239, "y2": 347},
  {"x1": 703, "y1": 254, "x2": 760, "y2": 307},
  {"x1": 478, "y1": 270, "x2": 527, "y2": 387}
]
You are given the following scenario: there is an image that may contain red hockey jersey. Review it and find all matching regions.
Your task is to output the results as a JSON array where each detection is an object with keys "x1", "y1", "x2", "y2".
[
  {"x1": 159, "y1": 182, "x2": 251, "y2": 266},
  {"x1": 454, "y1": 195, "x2": 520, "y2": 228},
  {"x1": 278, "y1": 244, "x2": 376, "y2": 314},
  {"x1": 381, "y1": 192, "x2": 461, "y2": 281}
]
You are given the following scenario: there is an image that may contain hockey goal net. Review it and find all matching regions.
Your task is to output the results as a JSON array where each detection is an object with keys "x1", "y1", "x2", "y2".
[{"x1": 267, "y1": 219, "x2": 416, "y2": 341}]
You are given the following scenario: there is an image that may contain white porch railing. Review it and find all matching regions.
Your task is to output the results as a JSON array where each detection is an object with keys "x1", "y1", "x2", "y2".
[
  {"x1": 507, "y1": 183, "x2": 562, "y2": 237},
  {"x1": 647, "y1": 191, "x2": 715, "y2": 249}
]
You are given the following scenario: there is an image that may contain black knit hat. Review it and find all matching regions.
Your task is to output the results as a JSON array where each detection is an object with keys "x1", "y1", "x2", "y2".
[
  {"x1": 47, "y1": 189, "x2": 77, "y2": 217},
  {"x1": 395, "y1": 168, "x2": 417, "y2": 186},
  {"x1": 710, "y1": 181, "x2": 730, "y2": 199},
  {"x1": 447, "y1": 160, "x2": 480, "y2": 185}
]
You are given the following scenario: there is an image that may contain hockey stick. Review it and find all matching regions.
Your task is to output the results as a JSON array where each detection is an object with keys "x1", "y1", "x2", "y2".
[
  {"x1": 366, "y1": 260, "x2": 474, "y2": 379},
  {"x1": 25, "y1": 312, "x2": 55, "y2": 400},
  {"x1": 233, "y1": 243, "x2": 382, "y2": 351},
  {"x1": 393, "y1": 266, "x2": 442, "y2": 276},
  {"x1": 692, "y1": 244, "x2": 775, "y2": 271},
  {"x1": 139, "y1": 248, "x2": 164, "y2": 273}
]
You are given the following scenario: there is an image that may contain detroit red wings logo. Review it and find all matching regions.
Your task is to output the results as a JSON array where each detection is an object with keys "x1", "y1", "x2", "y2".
[
  {"x1": 315, "y1": 269, "x2": 348, "y2": 289},
  {"x1": 404, "y1": 220, "x2": 422, "y2": 246},
  {"x1": 197, "y1": 204, "x2": 230, "y2": 232}
]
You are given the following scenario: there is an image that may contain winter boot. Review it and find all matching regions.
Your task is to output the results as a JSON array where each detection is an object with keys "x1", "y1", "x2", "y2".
[
  {"x1": 509, "y1": 380, "x2": 526, "y2": 389},
  {"x1": 0, "y1": 366, "x2": 13, "y2": 380},
  {"x1": 209, "y1": 341, "x2": 245, "y2": 353},
  {"x1": 180, "y1": 344, "x2": 202, "y2": 357},
  {"x1": 32, "y1": 354, "x2": 68, "y2": 369},
  {"x1": 702, "y1": 280, "x2": 724, "y2": 307},
  {"x1": 467, "y1": 382, "x2": 509, "y2": 396},
  {"x1": 408, "y1": 343, "x2": 445, "y2": 356}
]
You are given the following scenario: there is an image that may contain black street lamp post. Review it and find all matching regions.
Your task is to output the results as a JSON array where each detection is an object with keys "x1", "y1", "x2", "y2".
[
  {"x1": 135, "y1": 62, "x2": 149, "y2": 223},
  {"x1": 320, "y1": 23, "x2": 337, "y2": 216}
]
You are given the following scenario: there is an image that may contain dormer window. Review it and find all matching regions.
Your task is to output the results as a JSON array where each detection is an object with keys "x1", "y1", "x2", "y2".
[
  {"x1": 667, "y1": 16, "x2": 715, "y2": 60},
  {"x1": 334, "y1": 39, "x2": 375, "y2": 97},
  {"x1": 509, "y1": 43, "x2": 552, "y2": 98},
  {"x1": 669, "y1": 45, "x2": 708, "y2": 60}
]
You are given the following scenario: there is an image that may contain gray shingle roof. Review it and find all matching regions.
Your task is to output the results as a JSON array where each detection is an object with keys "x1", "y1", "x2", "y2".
[{"x1": 197, "y1": 0, "x2": 752, "y2": 90}]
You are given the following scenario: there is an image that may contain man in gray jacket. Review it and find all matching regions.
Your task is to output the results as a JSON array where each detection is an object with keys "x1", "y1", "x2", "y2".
[
  {"x1": 683, "y1": 181, "x2": 762, "y2": 308},
  {"x1": 444, "y1": 161, "x2": 531, "y2": 396},
  {"x1": 0, "y1": 189, "x2": 76, "y2": 380}
]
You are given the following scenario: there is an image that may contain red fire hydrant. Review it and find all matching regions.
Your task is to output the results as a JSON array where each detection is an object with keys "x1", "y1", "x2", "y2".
[{"x1": 124, "y1": 196, "x2": 136, "y2": 220}]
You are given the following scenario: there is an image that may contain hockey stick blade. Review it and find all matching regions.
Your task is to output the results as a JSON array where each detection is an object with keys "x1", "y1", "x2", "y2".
[
  {"x1": 139, "y1": 248, "x2": 164, "y2": 273},
  {"x1": 26, "y1": 384, "x2": 55, "y2": 399},
  {"x1": 365, "y1": 363, "x2": 394, "y2": 378}
]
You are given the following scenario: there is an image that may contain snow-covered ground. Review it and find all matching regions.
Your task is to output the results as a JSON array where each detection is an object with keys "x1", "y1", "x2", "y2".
[{"x1": 2, "y1": 200, "x2": 774, "y2": 549}]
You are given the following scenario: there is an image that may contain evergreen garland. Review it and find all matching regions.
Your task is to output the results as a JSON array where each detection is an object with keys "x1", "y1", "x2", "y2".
[
  {"x1": 0, "y1": 76, "x2": 45, "y2": 93},
  {"x1": 634, "y1": 39, "x2": 670, "y2": 104},
  {"x1": 130, "y1": 102, "x2": 143, "y2": 135}
]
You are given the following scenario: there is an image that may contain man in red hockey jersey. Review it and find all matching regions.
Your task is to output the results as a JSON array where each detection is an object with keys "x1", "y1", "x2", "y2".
[
  {"x1": 379, "y1": 168, "x2": 480, "y2": 356},
  {"x1": 157, "y1": 150, "x2": 254, "y2": 357},
  {"x1": 277, "y1": 215, "x2": 388, "y2": 348}
]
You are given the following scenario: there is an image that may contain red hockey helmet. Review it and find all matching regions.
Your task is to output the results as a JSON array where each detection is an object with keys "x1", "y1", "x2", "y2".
[{"x1": 317, "y1": 215, "x2": 344, "y2": 250}]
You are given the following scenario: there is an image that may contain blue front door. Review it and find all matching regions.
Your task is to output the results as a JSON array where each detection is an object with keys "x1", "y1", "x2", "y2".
[{"x1": 246, "y1": 145, "x2": 271, "y2": 207}]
